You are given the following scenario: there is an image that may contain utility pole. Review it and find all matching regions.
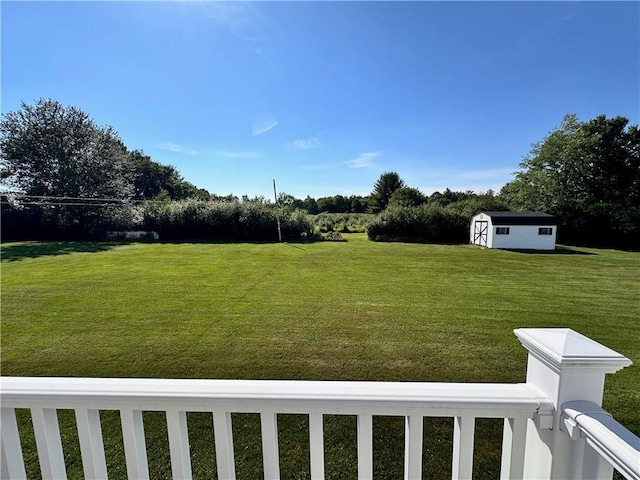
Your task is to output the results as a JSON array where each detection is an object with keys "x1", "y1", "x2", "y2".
[{"x1": 273, "y1": 179, "x2": 282, "y2": 242}]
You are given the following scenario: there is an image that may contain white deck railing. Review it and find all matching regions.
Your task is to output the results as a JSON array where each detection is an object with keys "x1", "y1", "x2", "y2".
[
  {"x1": 561, "y1": 401, "x2": 640, "y2": 480},
  {"x1": 1, "y1": 328, "x2": 638, "y2": 480}
]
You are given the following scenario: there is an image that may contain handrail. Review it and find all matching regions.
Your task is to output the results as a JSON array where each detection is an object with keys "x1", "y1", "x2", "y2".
[
  {"x1": 1, "y1": 377, "x2": 555, "y2": 480},
  {"x1": 562, "y1": 400, "x2": 640, "y2": 480},
  {"x1": 0, "y1": 377, "x2": 552, "y2": 417}
]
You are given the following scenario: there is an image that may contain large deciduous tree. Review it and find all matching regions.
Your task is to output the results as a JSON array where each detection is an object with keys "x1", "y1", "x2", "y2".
[
  {"x1": 501, "y1": 114, "x2": 640, "y2": 247},
  {"x1": 1, "y1": 99, "x2": 133, "y2": 198},
  {"x1": 371, "y1": 171, "x2": 406, "y2": 212},
  {"x1": 130, "y1": 150, "x2": 209, "y2": 201},
  {"x1": 1, "y1": 99, "x2": 135, "y2": 237}
]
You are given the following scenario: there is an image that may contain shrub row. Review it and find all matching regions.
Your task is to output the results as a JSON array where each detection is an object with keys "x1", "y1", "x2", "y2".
[
  {"x1": 0, "y1": 203, "x2": 138, "y2": 241},
  {"x1": 366, "y1": 205, "x2": 469, "y2": 243},
  {"x1": 137, "y1": 200, "x2": 312, "y2": 241},
  {"x1": 1, "y1": 200, "x2": 313, "y2": 242}
]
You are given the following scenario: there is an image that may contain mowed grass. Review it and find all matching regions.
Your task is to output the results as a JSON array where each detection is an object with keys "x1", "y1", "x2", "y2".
[{"x1": 2, "y1": 234, "x2": 639, "y2": 479}]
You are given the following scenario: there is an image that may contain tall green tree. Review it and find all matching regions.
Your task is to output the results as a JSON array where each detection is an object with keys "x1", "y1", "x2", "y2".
[
  {"x1": 444, "y1": 190, "x2": 508, "y2": 218},
  {"x1": 371, "y1": 171, "x2": 406, "y2": 212},
  {"x1": 428, "y1": 189, "x2": 474, "y2": 207},
  {"x1": 130, "y1": 150, "x2": 209, "y2": 200},
  {"x1": 317, "y1": 196, "x2": 338, "y2": 213},
  {"x1": 388, "y1": 187, "x2": 427, "y2": 208},
  {"x1": 302, "y1": 195, "x2": 319, "y2": 214},
  {"x1": 348, "y1": 195, "x2": 370, "y2": 213},
  {"x1": 1, "y1": 99, "x2": 136, "y2": 236},
  {"x1": 501, "y1": 114, "x2": 640, "y2": 247},
  {"x1": 1, "y1": 99, "x2": 133, "y2": 198}
]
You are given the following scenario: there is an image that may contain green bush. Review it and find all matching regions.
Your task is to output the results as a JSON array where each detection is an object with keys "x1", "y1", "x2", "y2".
[
  {"x1": 281, "y1": 208, "x2": 314, "y2": 240},
  {"x1": 366, "y1": 205, "x2": 468, "y2": 243},
  {"x1": 2, "y1": 199, "x2": 314, "y2": 242},
  {"x1": 312, "y1": 213, "x2": 374, "y2": 233},
  {"x1": 140, "y1": 200, "x2": 312, "y2": 241},
  {"x1": 0, "y1": 201, "x2": 139, "y2": 241}
]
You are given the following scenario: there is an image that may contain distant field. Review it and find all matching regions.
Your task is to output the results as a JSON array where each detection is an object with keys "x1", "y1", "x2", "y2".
[{"x1": 2, "y1": 235, "x2": 639, "y2": 479}]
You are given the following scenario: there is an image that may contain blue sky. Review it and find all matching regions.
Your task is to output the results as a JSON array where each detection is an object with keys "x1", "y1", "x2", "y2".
[{"x1": 2, "y1": 1, "x2": 639, "y2": 199}]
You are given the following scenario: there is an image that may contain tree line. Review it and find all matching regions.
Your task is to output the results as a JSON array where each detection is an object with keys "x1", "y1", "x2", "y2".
[
  {"x1": 0, "y1": 100, "x2": 216, "y2": 240},
  {"x1": 363, "y1": 114, "x2": 639, "y2": 248},
  {"x1": 501, "y1": 114, "x2": 639, "y2": 248},
  {"x1": 1, "y1": 100, "x2": 638, "y2": 247}
]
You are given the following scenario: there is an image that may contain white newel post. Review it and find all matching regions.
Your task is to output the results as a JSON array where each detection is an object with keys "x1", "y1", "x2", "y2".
[{"x1": 514, "y1": 328, "x2": 632, "y2": 480}]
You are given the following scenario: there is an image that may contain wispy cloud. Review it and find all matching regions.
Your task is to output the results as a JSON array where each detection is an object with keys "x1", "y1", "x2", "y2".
[
  {"x1": 290, "y1": 137, "x2": 320, "y2": 150},
  {"x1": 345, "y1": 151, "x2": 381, "y2": 169},
  {"x1": 206, "y1": 3, "x2": 265, "y2": 42},
  {"x1": 160, "y1": 141, "x2": 199, "y2": 156},
  {"x1": 252, "y1": 113, "x2": 278, "y2": 136}
]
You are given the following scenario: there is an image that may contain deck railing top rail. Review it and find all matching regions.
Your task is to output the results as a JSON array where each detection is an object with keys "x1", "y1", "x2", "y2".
[{"x1": 0, "y1": 377, "x2": 553, "y2": 418}]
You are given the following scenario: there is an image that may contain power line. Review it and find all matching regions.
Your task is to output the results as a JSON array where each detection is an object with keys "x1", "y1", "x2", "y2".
[
  {"x1": 0, "y1": 193, "x2": 262, "y2": 207},
  {"x1": 0, "y1": 201, "x2": 135, "y2": 207},
  {"x1": 0, "y1": 193, "x2": 173, "y2": 207},
  {"x1": 4, "y1": 194, "x2": 137, "y2": 202}
]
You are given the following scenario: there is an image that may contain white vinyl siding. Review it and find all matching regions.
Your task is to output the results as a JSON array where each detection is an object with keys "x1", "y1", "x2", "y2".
[
  {"x1": 491, "y1": 225, "x2": 556, "y2": 250},
  {"x1": 470, "y1": 213, "x2": 557, "y2": 250}
]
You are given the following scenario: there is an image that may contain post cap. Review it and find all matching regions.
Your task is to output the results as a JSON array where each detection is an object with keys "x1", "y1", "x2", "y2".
[{"x1": 514, "y1": 328, "x2": 632, "y2": 374}]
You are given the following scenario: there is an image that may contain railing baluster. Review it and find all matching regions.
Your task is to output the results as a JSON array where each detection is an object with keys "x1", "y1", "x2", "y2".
[
  {"x1": 213, "y1": 410, "x2": 236, "y2": 479},
  {"x1": 1, "y1": 407, "x2": 27, "y2": 480},
  {"x1": 404, "y1": 415, "x2": 423, "y2": 480},
  {"x1": 581, "y1": 443, "x2": 614, "y2": 480},
  {"x1": 452, "y1": 416, "x2": 475, "y2": 480},
  {"x1": 309, "y1": 413, "x2": 324, "y2": 480},
  {"x1": 120, "y1": 409, "x2": 149, "y2": 480},
  {"x1": 166, "y1": 410, "x2": 192, "y2": 480},
  {"x1": 75, "y1": 408, "x2": 108, "y2": 480},
  {"x1": 500, "y1": 417, "x2": 526, "y2": 480},
  {"x1": 31, "y1": 408, "x2": 67, "y2": 480},
  {"x1": 260, "y1": 412, "x2": 280, "y2": 480},
  {"x1": 357, "y1": 414, "x2": 373, "y2": 480}
]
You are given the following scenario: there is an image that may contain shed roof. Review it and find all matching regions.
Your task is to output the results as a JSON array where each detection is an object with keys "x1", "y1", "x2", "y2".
[{"x1": 479, "y1": 211, "x2": 558, "y2": 226}]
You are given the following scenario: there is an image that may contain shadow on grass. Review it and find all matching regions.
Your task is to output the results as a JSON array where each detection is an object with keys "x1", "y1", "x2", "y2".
[
  {"x1": 152, "y1": 237, "x2": 325, "y2": 248},
  {"x1": 505, "y1": 246, "x2": 597, "y2": 256},
  {"x1": 1, "y1": 241, "x2": 127, "y2": 262},
  {"x1": 284, "y1": 243, "x2": 307, "y2": 251}
]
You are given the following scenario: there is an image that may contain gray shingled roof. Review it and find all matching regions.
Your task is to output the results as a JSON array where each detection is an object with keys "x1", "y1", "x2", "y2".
[{"x1": 479, "y1": 211, "x2": 558, "y2": 226}]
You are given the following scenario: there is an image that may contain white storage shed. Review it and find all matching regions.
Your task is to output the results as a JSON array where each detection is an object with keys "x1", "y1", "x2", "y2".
[{"x1": 470, "y1": 211, "x2": 558, "y2": 250}]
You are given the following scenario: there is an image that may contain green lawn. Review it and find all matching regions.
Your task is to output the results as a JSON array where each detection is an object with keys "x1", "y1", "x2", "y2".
[{"x1": 2, "y1": 235, "x2": 639, "y2": 479}]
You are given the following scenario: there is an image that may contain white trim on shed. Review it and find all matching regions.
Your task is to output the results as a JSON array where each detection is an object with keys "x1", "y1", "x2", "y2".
[{"x1": 470, "y1": 212, "x2": 557, "y2": 250}]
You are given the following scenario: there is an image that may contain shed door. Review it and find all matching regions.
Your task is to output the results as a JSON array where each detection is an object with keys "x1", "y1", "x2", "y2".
[{"x1": 473, "y1": 221, "x2": 488, "y2": 246}]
